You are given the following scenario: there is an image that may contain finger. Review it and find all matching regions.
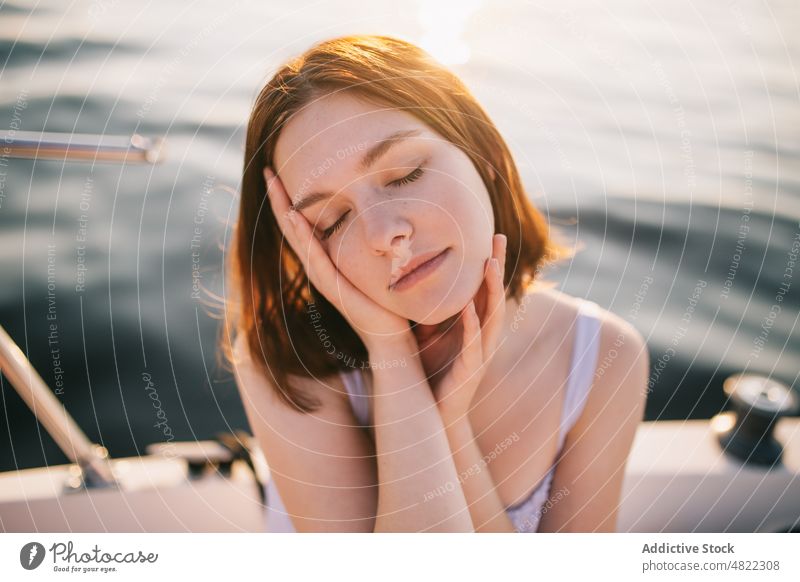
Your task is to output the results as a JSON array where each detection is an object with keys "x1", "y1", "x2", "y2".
[
  {"x1": 477, "y1": 233, "x2": 506, "y2": 317},
  {"x1": 264, "y1": 167, "x2": 300, "y2": 246},
  {"x1": 264, "y1": 167, "x2": 289, "y2": 216},
  {"x1": 480, "y1": 259, "x2": 505, "y2": 356},
  {"x1": 492, "y1": 233, "x2": 501, "y2": 260},
  {"x1": 498, "y1": 233, "x2": 507, "y2": 280},
  {"x1": 493, "y1": 233, "x2": 507, "y2": 271},
  {"x1": 264, "y1": 168, "x2": 352, "y2": 308},
  {"x1": 454, "y1": 301, "x2": 483, "y2": 379},
  {"x1": 284, "y1": 204, "x2": 345, "y2": 298},
  {"x1": 263, "y1": 168, "x2": 316, "y2": 272},
  {"x1": 264, "y1": 168, "x2": 316, "y2": 284},
  {"x1": 491, "y1": 232, "x2": 507, "y2": 298}
]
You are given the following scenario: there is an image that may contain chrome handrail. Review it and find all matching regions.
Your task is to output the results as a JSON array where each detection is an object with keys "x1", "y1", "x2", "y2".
[
  {"x1": 0, "y1": 130, "x2": 165, "y2": 163},
  {"x1": 0, "y1": 324, "x2": 117, "y2": 488}
]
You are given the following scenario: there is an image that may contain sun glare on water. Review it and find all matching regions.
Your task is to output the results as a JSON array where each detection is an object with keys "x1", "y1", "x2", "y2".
[{"x1": 416, "y1": 0, "x2": 483, "y2": 65}]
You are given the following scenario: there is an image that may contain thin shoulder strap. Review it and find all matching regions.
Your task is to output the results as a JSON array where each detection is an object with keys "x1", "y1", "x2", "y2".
[
  {"x1": 340, "y1": 368, "x2": 370, "y2": 427},
  {"x1": 557, "y1": 300, "x2": 602, "y2": 450}
]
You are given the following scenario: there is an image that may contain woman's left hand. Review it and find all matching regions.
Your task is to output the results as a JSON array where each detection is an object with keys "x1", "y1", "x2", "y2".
[{"x1": 430, "y1": 233, "x2": 507, "y2": 421}]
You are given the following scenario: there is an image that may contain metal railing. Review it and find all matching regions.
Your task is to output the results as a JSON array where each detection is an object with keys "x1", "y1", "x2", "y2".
[
  {"x1": 0, "y1": 324, "x2": 117, "y2": 488},
  {"x1": 0, "y1": 130, "x2": 165, "y2": 164}
]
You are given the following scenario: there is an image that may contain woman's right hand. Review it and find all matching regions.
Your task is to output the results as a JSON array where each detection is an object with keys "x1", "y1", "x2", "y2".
[{"x1": 264, "y1": 167, "x2": 415, "y2": 355}]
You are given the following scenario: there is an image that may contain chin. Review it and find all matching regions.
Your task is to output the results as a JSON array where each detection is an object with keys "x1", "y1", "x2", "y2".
[
  {"x1": 404, "y1": 274, "x2": 484, "y2": 325},
  {"x1": 408, "y1": 305, "x2": 458, "y2": 326}
]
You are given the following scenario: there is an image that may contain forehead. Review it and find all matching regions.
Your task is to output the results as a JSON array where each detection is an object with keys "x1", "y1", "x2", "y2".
[{"x1": 273, "y1": 92, "x2": 429, "y2": 189}]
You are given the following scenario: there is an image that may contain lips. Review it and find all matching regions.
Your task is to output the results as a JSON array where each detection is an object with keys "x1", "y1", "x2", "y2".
[{"x1": 388, "y1": 248, "x2": 450, "y2": 291}]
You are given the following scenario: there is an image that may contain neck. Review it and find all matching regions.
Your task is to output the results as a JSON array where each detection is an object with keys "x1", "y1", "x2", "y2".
[{"x1": 409, "y1": 311, "x2": 461, "y2": 347}]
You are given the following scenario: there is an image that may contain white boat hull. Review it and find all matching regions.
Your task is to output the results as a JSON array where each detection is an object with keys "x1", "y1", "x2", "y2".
[{"x1": 1, "y1": 417, "x2": 797, "y2": 533}]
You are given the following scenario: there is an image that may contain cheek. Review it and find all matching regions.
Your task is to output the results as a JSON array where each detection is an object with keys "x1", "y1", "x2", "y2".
[
  {"x1": 432, "y1": 196, "x2": 489, "y2": 247},
  {"x1": 326, "y1": 239, "x2": 347, "y2": 272},
  {"x1": 430, "y1": 171, "x2": 489, "y2": 222},
  {"x1": 328, "y1": 236, "x2": 372, "y2": 286}
]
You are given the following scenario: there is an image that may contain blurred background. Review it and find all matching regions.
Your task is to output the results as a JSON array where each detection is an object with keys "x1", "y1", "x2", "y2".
[{"x1": 1, "y1": 0, "x2": 798, "y2": 472}]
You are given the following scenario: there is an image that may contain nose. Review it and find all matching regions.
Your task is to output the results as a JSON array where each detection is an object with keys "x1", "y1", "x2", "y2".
[{"x1": 361, "y1": 204, "x2": 414, "y2": 256}]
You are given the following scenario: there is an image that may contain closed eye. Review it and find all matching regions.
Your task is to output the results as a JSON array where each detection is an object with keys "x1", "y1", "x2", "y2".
[
  {"x1": 320, "y1": 164, "x2": 425, "y2": 241},
  {"x1": 321, "y1": 210, "x2": 351, "y2": 240},
  {"x1": 390, "y1": 164, "x2": 424, "y2": 187}
]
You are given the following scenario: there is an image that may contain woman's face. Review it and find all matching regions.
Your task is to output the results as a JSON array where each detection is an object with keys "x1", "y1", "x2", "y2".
[{"x1": 273, "y1": 92, "x2": 495, "y2": 324}]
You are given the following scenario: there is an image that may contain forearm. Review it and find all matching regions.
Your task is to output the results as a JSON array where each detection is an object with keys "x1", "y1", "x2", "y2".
[
  {"x1": 441, "y1": 414, "x2": 517, "y2": 532},
  {"x1": 368, "y1": 337, "x2": 474, "y2": 533}
]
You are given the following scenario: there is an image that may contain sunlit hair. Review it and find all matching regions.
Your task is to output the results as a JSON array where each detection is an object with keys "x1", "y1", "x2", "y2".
[{"x1": 220, "y1": 34, "x2": 575, "y2": 413}]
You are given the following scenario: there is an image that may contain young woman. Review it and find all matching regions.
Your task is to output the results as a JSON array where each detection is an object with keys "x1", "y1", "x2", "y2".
[{"x1": 224, "y1": 35, "x2": 649, "y2": 533}]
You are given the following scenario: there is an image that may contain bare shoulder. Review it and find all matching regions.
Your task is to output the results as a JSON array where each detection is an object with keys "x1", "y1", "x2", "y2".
[
  {"x1": 504, "y1": 286, "x2": 649, "y2": 440},
  {"x1": 533, "y1": 292, "x2": 650, "y2": 532},
  {"x1": 231, "y1": 333, "x2": 349, "y2": 410},
  {"x1": 230, "y1": 332, "x2": 368, "y2": 469},
  {"x1": 511, "y1": 285, "x2": 647, "y2": 360},
  {"x1": 230, "y1": 334, "x2": 377, "y2": 532},
  {"x1": 584, "y1": 297, "x2": 650, "y2": 401},
  {"x1": 530, "y1": 287, "x2": 650, "y2": 401},
  {"x1": 479, "y1": 285, "x2": 592, "y2": 400}
]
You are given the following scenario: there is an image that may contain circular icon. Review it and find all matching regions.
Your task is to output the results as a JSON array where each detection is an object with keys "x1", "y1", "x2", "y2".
[{"x1": 20, "y1": 542, "x2": 46, "y2": 570}]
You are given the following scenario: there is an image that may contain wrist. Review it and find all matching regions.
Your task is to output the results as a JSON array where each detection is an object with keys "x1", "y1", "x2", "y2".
[
  {"x1": 438, "y1": 407, "x2": 474, "y2": 434},
  {"x1": 365, "y1": 330, "x2": 418, "y2": 360}
]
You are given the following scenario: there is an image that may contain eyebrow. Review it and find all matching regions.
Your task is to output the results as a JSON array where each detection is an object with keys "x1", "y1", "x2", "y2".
[{"x1": 289, "y1": 128, "x2": 423, "y2": 212}]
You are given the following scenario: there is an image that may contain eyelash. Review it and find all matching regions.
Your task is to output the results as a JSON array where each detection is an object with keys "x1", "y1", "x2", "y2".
[{"x1": 320, "y1": 165, "x2": 425, "y2": 240}]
